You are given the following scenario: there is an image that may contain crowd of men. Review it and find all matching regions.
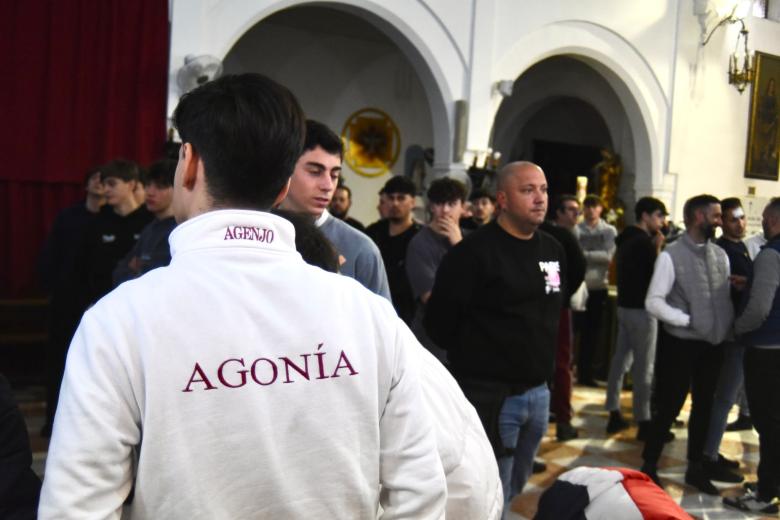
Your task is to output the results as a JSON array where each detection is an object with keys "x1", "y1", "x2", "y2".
[{"x1": 16, "y1": 73, "x2": 779, "y2": 517}]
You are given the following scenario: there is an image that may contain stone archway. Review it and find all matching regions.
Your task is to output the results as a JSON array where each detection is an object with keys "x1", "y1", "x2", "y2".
[{"x1": 489, "y1": 21, "x2": 672, "y2": 210}]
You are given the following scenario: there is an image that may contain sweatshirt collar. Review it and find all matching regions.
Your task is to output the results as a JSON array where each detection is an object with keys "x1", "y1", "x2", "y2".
[
  {"x1": 315, "y1": 210, "x2": 330, "y2": 228},
  {"x1": 169, "y1": 209, "x2": 297, "y2": 258}
]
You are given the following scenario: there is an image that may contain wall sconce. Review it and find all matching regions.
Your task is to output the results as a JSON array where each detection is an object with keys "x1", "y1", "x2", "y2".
[
  {"x1": 493, "y1": 80, "x2": 514, "y2": 98},
  {"x1": 702, "y1": 5, "x2": 754, "y2": 93}
]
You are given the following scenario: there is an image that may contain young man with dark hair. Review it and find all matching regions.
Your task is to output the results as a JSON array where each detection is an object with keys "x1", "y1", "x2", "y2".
[
  {"x1": 37, "y1": 167, "x2": 106, "y2": 436},
  {"x1": 112, "y1": 159, "x2": 178, "y2": 285},
  {"x1": 641, "y1": 194, "x2": 733, "y2": 495},
  {"x1": 366, "y1": 176, "x2": 421, "y2": 324},
  {"x1": 79, "y1": 159, "x2": 153, "y2": 304},
  {"x1": 700, "y1": 197, "x2": 753, "y2": 483},
  {"x1": 540, "y1": 194, "x2": 586, "y2": 442},
  {"x1": 461, "y1": 188, "x2": 496, "y2": 230},
  {"x1": 717, "y1": 197, "x2": 754, "y2": 432},
  {"x1": 576, "y1": 194, "x2": 617, "y2": 386},
  {"x1": 281, "y1": 120, "x2": 390, "y2": 299},
  {"x1": 726, "y1": 197, "x2": 780, "y2": 514},
  {"x1": 551, "y1": 194, "x2": 581, "y2": 231},
  {"x1": 425, "y1": 162, "x2": 565, "y2": 511},
  {"x1": 329, "y1": 183, "x2": 365, "y2": 231},
  {"x1": 406, "y1": 177, "x2": 467, "y2": 360},
  {"x1": 605, "y1": 197, "x2": 666, "y2": 438},
  {"x1": 40, "y1": 74, "x2": 446, "y2": 519}
]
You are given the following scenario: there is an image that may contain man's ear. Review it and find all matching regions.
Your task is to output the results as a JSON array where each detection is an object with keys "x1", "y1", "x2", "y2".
[
  {"x1": 180, "y1": 143, "x2": 200, "y2": 190},
  {"x1": 272, "y1": 178, "x2": 292, "y2": 208},
  {"x1": 495, "y1": 190, "x2": 507, "y2": 210}
]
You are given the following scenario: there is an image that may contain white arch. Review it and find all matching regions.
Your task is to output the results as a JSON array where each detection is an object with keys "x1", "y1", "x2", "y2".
[
  {"x1": 490, "y1": 20, "x2": 670, "y2": 194},
  {"x1": 169, "y1": 0, "x2": 463, "y2": 167}
]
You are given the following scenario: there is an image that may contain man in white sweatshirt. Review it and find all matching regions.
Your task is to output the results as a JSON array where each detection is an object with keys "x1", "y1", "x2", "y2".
[{"x1": 39, "y1": 73, "x2": 447, "y2": 519}]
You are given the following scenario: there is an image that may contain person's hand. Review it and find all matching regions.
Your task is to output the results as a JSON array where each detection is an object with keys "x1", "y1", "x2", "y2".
[
  {"x1": 652, "y1": 231, "x2": 665, "y2": 251},
  {"x1": 729, "y1": 274, "x2": 748, "y2": 291},
  {"x1": 430, "y1": 216, "x2": 462, "y2": 245}
]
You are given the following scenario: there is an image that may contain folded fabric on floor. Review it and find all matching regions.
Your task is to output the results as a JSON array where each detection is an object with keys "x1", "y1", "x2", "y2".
[{"x1": 534, "y1": 466, "x2": 692, "y2": 520}]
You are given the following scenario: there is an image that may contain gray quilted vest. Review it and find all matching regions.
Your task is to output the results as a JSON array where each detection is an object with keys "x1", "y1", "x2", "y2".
[{"x1": 663, "y1": 233, "x2": 733, "y2": 344}]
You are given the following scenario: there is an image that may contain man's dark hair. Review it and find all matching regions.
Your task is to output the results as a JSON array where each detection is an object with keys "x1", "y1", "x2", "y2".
[
  {"x1": 720, "y1": 197, "x2": 742, "y2": 216},
  {"x1": 427, "y1": 178, "x2": 467, "y2": 204},
  {"x1": 145, "y1": 159, "x2": 177, "y2": 188},
  {"x1": 634, "y1": 197, "x2": 667, "y2": 221},
  {"x1": 383, "y1": 176, "x2": 416, "y2": 196},
  {"x1": 553, "y1": 194, "x2": 579, "y2": 215},
  {"x1": 683, "y1": 194, "x2": 720, "y2": 224},
  {"x1": 304, "y1": 119, "x2": 343, "y2": 158},
  {"x1": 335, "y1": 184, "x2": 352, "y2": 200},
  {"x1": 83, "y1": 166, "x2": 100, "y2": 185},
  {"x1": 765, "y1": 197, "x2": 780, "y2": 219},
  {"x1": 469, "y1": 188, "x2": 495, "y2": 203},
  {"x1": 173, "y1": 73, "x2": 305, "y2": 210},
  {"x1": 583, "y1": 194, "x2": 604, "y2": 208},
  {"x1": 272, "y1": 209, "x2": 339, "y2": 273},
  {"x1": 100, "y1": 159, "x2": 140, "y2": 183}
]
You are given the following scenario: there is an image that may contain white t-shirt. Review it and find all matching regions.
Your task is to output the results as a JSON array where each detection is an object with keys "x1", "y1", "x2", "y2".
[{"x1": 40, "y1": 210, "x2": 446, "y2": 519}]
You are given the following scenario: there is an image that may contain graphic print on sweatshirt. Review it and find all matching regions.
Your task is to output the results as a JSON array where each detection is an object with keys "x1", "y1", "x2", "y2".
[{"x1": 539, "y1": 261, "x2": 561, "y2": 295}]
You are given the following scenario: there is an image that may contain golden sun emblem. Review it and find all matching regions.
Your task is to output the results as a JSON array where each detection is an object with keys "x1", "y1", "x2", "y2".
[{"x1": 341, "y1": 108, "x2": 400, "y2": 178}]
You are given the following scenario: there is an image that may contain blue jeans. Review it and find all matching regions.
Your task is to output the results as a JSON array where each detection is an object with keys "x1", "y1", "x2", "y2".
[
  {"x1": 704, "y1": 342, "x2": 746, "y2": 460},
  {"x1": 498, "y1": 384, "x2": 549, "y2": 512}
]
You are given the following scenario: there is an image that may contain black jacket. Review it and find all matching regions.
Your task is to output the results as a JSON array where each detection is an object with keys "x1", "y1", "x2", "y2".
[{"x1": 615, "y1": 225, "x2": 657, "y2": 308}]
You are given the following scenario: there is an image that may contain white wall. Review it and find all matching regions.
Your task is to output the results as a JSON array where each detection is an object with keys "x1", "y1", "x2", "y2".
[
  {"x1": 668, "y1": 3, "x2": 780, "y2": 223},
  {"x1": 168, "y1": 0, "x2": 780, "y2": 223}
]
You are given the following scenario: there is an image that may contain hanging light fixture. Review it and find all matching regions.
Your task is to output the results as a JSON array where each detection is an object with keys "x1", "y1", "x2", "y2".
[{"x1": 702, "y1": 5, "x2": 755, "y2": 94}]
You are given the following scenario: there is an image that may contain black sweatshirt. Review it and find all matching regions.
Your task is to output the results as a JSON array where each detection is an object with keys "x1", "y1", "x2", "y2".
[
  {"x1": 424, "y1": 221, "x2": 565, "y2": 386},
  {"x1": 615, "y1": 225, "x2": 657, "y2": 308},
  {"x1": 79, "y1": 204, "x2": 153, "y2": 303}
]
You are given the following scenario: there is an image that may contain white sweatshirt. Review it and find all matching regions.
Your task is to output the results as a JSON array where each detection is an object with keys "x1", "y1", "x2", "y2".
[{"x1": 40, "y1": 210, "x2": 446, "y2": 520}]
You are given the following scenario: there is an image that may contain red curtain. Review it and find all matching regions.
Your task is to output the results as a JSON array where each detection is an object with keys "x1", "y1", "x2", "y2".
[{"x1": 0, "y1": 1, "x2": 169, "y2": 297}]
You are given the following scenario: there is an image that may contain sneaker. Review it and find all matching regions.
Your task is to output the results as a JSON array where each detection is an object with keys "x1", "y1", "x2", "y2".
[
  {"x1": 723, "y1": 490, "x2": 779, "y2": 514},
  {"x1": 532, "y1": 460, "x2": 547, "y2": 474},
  {"x1": 717, "y1": 453, "x2": 739, "y2": 469},
  {"x1": 685, "y1": 463, "x2": 719, "y2": 495},
  {"x1": 557, "y1": 422, "x2": 579, "y2": 441},
  {"x1": 725, "y1": 414, "x2": 753, "y2": 431},
  {"x1": 703, "y1": 459, "x2": 744, "y2": 483},
  {"x1": 606, "y1": 411, "x2": 630, "y2": 434}
]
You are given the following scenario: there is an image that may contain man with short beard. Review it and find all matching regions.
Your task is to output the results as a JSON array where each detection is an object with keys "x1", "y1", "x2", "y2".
[
  {"x1": 641, "y1": 194, "x2": 733, "y2": 496},
  {"x1": 329, "y1": 184, "x2": 365, "y2": 232},
  {"x1": 366, "y1": 176, "x2": 421, "y2": 324}
]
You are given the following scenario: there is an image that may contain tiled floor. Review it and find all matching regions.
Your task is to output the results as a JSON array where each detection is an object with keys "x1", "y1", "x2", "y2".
[
  {"x1": 508, "y1": 385, "x2": 771, "y2": 520},
  {"x1": 18, "y1": 384, "x2": 772, "y2": 519}
]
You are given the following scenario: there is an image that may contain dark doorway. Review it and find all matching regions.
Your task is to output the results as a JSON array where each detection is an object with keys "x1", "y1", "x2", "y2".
[{"x1": 532, "y1": 139, "x2": 602, "y2": 217}]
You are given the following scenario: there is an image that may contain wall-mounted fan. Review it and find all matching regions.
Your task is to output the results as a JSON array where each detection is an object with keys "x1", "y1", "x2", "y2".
[{"x1": 176, "y1": 54, "x2": 223, "y2": 94}]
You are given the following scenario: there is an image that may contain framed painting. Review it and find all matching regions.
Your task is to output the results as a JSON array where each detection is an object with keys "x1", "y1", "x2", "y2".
[{"x1": 746, "y1": 51, "x2": 780, "y2": 180}]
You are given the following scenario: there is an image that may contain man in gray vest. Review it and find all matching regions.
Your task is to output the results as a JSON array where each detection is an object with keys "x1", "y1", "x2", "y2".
[{"x1": 640, "y1": 194, "x2": 733, "y2": 495}]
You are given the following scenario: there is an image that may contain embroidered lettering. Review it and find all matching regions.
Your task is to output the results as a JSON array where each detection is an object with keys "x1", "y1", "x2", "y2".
[
  {"x1": 250, "y1": 358, "x2": 279, "y2": 385},
  {"x1": 217, "y1": 358, "x2": 248, "y2": 388},
  {"x1": 181, "y1": 343, "x2": 358, "y2": 392},
  {"x1": 281, "y1": 355, "x2": 310, "y2": 383},
  {"x1": 223, "y1": 225, "x2": 275, "y2": 243},
  {"x1": 331, "y1": 350, "x2": 359, "y2": 378},
  {"x1": 182, "y1": 362, "x2": 218, "y2": 392}
]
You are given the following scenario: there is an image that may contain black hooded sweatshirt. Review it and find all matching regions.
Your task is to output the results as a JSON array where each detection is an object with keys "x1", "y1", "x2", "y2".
[{"x1": 615, "y1": 225, "x2": 658, "y2": 308}]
